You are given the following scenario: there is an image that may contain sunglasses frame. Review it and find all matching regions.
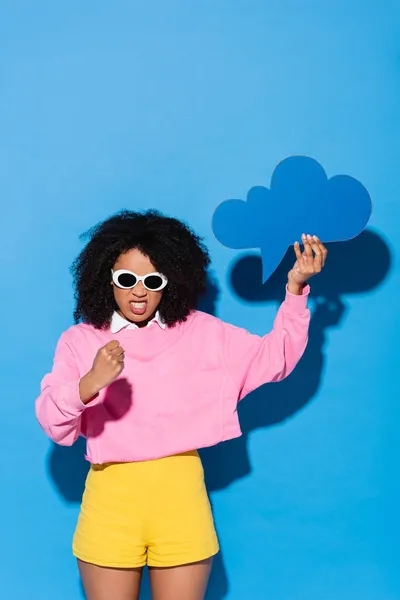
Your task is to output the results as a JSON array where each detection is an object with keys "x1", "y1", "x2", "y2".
[{"x1": 111, "y1": 269, "x2": 168, "y2": 292}]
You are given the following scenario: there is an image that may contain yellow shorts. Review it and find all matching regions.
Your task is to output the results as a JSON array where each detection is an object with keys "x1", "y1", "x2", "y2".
[{"x1": 72, "y1": 451, "x2": 219, "y2": 568}]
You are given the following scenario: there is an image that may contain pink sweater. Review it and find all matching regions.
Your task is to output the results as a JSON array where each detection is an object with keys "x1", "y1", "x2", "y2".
[{"x1": 36, "y1": 286, "x2": 310, "y2": 463}]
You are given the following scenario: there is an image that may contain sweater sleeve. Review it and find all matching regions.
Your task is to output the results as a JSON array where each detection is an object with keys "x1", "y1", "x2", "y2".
[
  {"x1": 35, "y1": 332, "x2": 88, "y2": 446},
  {"x1": 222, "y1": 285, "x2": 311, "y2": 400}
]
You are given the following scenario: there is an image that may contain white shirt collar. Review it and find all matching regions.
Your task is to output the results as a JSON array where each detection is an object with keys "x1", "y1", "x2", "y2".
[{"x1": 110, "y1": 310, "x2": 166, "y2": 333}]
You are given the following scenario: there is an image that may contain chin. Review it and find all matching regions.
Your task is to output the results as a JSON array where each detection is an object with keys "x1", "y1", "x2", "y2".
[{"x1": 124, "y1": 308, "x2": 152, "y2": 324}]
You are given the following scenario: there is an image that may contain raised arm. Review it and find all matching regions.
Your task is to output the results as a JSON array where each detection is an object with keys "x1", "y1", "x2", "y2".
[
  {"x1": 222, "y1": 285, "x2": 310, "y2": 400},
  {"x1": 223, "y1": 234, "x2": 328, "y2": 400}
]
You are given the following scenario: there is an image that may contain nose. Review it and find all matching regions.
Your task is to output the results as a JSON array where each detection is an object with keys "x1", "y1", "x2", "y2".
[{"x1": 131, "y1": 281, "x2": 147, "y2": 298}]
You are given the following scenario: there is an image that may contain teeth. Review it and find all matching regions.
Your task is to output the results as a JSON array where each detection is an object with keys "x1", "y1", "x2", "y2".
[{"x1": 131, "y1": 302, "x2": 146, "y2": 308}]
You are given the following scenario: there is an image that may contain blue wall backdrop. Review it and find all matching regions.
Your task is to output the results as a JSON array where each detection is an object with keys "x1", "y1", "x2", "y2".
[{"x1": 1, "y1": 2, "x2": 399, "y2": 599}]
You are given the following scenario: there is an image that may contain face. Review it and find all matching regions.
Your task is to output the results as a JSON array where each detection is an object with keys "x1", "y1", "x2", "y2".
[{"x1": 112, "y1": 248, "x2": 165, "y2": 327}]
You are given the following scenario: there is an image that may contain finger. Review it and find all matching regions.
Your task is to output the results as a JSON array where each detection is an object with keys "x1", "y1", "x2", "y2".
[
  {"x1": 110, "y1": 355, "x2": 124, "y2": 367},
  {"x1": 105, "y1": 340, "x2": 120, "y2": 351},
  {"x1": 308, "y1": 237, "x2": 322, "y2": 257},
  {"x1": 303, "y1": 234, "x2": 313, "y2": 259},
  {"x1": 313, "y1": 247, "x2": 323, "y2": 272},
  {"x1": 310, "y1": 239, "x2": 325, "y2": 272},
  {"x1": 110, "y1": 348, "x2": 124, "y2": 361},
  {"x1": 293, "y1": 241, "x2": 303, "y2": 263},
  {"x1": 312, "y1": 236, "x2": 328, "y2": 266},
  {"x1": 320, "y1": 245, "x2": 327, "y2": 267},
  {"x1": 321, "y1": 245, "x2": 328, "y2": 267},
  {"x1": 309, "y1": 235, "x2": 324, "y2": 273},
  {"x1": 312, "y1": 235, "x2": 325, "y2": 253},
  {"x1": 110, "y1": 346, "x2": 124, "y2": 357}
]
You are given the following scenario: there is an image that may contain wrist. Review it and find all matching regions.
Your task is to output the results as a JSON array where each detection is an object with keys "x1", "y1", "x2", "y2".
[
  {"x1": 287, "y1": 278, "x2": 305, "y2": 296},
  {"x1": 79, "y1": 371, "x2": 101, "y2": 405}
]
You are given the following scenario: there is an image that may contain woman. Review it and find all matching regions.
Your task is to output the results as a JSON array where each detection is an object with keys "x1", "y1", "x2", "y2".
[{"x1": 36, "y1": 209, "x2": 327, "y2": 600}]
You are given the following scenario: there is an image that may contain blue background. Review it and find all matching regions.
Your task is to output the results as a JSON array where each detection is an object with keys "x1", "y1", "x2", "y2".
[{"x1": 1, "y1": 2, "x2": 399, "y2": 599}]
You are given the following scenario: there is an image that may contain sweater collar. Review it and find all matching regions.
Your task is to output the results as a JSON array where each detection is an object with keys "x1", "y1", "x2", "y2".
[{"x1": 110, "y1": 310, "x2": 166, "y2": 334}]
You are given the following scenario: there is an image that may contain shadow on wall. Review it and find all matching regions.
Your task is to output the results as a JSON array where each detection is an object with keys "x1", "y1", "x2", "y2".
[
  {"x1": 48, "y1": 229, "x2": 391, "y2": 600},
  {"x1": 201, "y1": 229, "x2": 391, "y2": 488},
  {"x1": 201, "y1": 228, "x2": 391, "y2": 598}
]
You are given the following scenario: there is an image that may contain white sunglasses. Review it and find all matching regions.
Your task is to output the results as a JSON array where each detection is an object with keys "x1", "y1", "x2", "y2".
[{"x1": 111, "y1": 269, "x2": 168, "y2": 291}]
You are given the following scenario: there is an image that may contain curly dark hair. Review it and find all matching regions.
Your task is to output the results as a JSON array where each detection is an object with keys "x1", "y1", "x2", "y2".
[{"x1": 71, "y1": 210, "x2": 211, "y2": 329}]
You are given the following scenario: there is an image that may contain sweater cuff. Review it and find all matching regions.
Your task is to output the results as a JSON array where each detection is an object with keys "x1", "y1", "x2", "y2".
[
  {"x1": 61, "y1": 380, "x2": 88, "y2": 414},
  {"x1": 284, "y1": 284, "x2": 310, "y2": 312},
  {"x1": 61, "y1": 380, "x2": 101, "y2": 414}
]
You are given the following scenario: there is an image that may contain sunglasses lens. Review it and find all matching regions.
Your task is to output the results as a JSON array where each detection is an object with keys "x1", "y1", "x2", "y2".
[
  {"x1": 144, "y1": 275, "x2": 164, "y2": 290},
  {"x1": 117, "y1": 273, "x2": 137, "y2": 288}
]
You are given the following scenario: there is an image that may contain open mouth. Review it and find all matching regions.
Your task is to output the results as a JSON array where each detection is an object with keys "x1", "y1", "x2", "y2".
[{"x1": 129, "y1": 301, "x2": 147, "y2": 316}]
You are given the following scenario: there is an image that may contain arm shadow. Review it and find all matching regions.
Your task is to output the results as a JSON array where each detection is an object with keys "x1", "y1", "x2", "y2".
[{"x1": 47, "y1": 378, "x2": 133, "y2": 503}]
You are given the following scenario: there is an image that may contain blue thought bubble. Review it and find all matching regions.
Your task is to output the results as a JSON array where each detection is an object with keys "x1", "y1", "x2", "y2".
[{"x1": 212, "y1": 155, "x2": 372, "y2": 282}]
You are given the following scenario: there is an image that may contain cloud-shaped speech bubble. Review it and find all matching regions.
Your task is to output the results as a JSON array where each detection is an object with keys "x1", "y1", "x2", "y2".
[{"x1": 212, "y1": 156, "x2": 372, "y2": 282}]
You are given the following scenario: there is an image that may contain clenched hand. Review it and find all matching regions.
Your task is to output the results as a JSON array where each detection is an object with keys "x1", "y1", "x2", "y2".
[{"x1": 79, "y1": 340, "x2": 125, "y2": 404}]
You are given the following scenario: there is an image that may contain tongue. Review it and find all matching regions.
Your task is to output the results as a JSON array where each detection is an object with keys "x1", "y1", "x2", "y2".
[{"x1": 129, "y1": 303, "x2": 147, "y2": 316}]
